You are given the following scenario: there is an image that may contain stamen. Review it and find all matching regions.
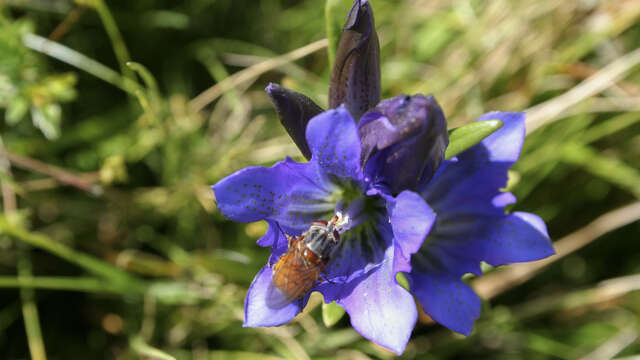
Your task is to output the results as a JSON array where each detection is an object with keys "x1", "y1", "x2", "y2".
[{"x1": 328, "y1": 211, "x2": 351, "y2": 234}]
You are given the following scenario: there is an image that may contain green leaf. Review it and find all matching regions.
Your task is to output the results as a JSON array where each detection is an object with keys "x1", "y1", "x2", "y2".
[
  {"x1": 445, "y1": 120, "x2": 503, "y2": 160},
  {"x1": 322, "y1": 301, "x2": 346, "y2": 327}
]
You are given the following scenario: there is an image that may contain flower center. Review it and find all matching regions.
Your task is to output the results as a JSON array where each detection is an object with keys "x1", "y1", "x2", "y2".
[{"x1": 326, "y1": 180, "x2": 388, "y2": 275}]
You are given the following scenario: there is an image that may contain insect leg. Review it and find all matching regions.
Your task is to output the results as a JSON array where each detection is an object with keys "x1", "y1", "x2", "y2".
[
  {"x1": 286, "y1": 234, "x2": 294, "y2": 248},
  {"x1": 320, "y1": 274, "x2": 337, "y2": 285}
]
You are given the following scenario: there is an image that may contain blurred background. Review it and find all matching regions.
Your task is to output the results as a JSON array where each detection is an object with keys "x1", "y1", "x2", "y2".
[{"x1": 1, "y1": 0, "x2": 640, "y2": 359}]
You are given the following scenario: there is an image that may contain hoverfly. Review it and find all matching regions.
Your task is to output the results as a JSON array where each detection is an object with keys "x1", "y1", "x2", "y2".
[{"x1": 267, "y1": 213, "x2": 348, "y2": 307}]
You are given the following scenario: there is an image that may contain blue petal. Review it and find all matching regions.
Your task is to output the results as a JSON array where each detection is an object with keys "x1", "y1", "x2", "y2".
[
  {"x1": 416, "y1": 112, "x2": 525, "y2": 276},
  {"x1": 257, "y1": 221, "x2": 291, "y2": 266},
  {"x1": 407, "y1": 111, "x2": 553, "y2": 335},
  {"x1": 409, "y1": 271, "x2": 480, "y2": 335},
  {"x1": 390, "y1": 191, "x2": 436, "y2": 273},
  {"x1": 306, "y1": 106, "x2": 362, "y2": 181},
  {"x1": 483, "y1": 211, "x2": 555, "y2": 266},
  {"x1": 476, "y1": 112, "x2": 525, "y2": 163},
  {"x1": 256, "y1": 220, "x2": 279, "y2": 247},
  {"x1": 412, "y1": 202, "x2": 554, "y2": 279},
  {"x1": 316, "y1": 214, "x2": 392, "y2": 301},
  {"x1": 337, "y1": 247, "x2": 417, "y2": 355},
  {"x1": 213, "y1": 158, "x2": 336, "y2": 233},
  {"x1": 244, "y1": 266, "x2": 301, "y2": 327},
  {"x1": 421, "y1": 112, "x2": 525, "y2": 216},
  {"x1": 416, "y1": 111, "x2": 553, "y2": 275}
]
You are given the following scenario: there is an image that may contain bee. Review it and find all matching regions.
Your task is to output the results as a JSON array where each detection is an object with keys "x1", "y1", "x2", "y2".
[{"x1": 267, "y1": 213, "x2": 348, "y2": 308}]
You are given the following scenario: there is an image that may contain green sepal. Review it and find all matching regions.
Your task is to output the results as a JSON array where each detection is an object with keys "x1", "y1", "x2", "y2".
[
  {"x1": 322, "y1": 300, "x2": 346, "y2": 327},
  {"x1": 445, "y1": 120, "x2": 504, "y2": 160},
  {"x1": 395, "y1": 272, "x2": 410, "y2": 291}
]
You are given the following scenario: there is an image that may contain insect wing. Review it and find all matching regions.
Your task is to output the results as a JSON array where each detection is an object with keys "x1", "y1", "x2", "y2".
[
  {"x1": 266, "y1": 281, "x2": 301, "y2": 309},
  {"x1": 267, "y1": 251, "x2": 321, "y2": 309}
]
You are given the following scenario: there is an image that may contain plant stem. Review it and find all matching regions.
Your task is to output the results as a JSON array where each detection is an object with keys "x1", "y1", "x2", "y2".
[
  {"x1": 0, "y1": 276, "x2": 125, "y2": 294},
  {"x1": 92, "y1": 0, "x2": 136, "y2": 82},
  {"x1": 1, "y1": 148, "x2": 101, "y2": 195},
  {"x1": 0, "y1": 215, "x2": 145, "y2": 293},
  {"x1": 18, "y1": 252, "x2": 47, "y2": 360}
]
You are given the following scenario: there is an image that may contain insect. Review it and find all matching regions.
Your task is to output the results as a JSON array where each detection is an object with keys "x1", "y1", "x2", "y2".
[{"x1": 268, "y1": 213, "x2": 349, "y2": 307}]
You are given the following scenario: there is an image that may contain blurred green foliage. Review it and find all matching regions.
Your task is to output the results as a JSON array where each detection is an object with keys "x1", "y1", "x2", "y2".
[{"x1": 1, "y1": 0, "x2": 640, "y2": 359}]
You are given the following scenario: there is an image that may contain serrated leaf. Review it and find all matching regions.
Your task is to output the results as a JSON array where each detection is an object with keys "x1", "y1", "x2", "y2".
[
  {"x1": 322, "y1": 301, "x2": 346, "y2": 327},
  {"x1": 445, "y1": 119, "x2": 503, "y2": 160}
]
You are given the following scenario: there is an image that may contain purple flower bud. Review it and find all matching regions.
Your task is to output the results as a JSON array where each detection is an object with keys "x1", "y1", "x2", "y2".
[
  {"x1": 359, "y1": 94, "x2": 449, "y2": 194},
  {"x1": 329, "y1": 0, "x2": 380, "y2": 121},
  {"x1": 266, "y1": 83, "x2": 324, "y2": 160}
]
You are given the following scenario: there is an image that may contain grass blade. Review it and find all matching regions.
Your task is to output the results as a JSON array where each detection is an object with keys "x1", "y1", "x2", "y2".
[{"x1": 22, "y1": 33, "x2": 140, "y2": 95}]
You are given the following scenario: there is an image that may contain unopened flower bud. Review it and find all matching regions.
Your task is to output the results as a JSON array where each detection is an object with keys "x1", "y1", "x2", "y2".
[
  {"x1": 329, "y1": 0, "x2": 380, "y2": 121},
  {"x1": 359, "y1": 94, "x2": 448, "y2": 194},
  {"x1": 266, "y1": 83, "x2": 324, "y2": 160}
]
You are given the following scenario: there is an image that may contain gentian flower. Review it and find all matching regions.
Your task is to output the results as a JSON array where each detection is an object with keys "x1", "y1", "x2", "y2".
[
  {"x1": 212, "y1": 0, "x2": 555, "y2": 355},
  {"x1": 212, "y1": 104, "x2": 554, "y2": 353}
]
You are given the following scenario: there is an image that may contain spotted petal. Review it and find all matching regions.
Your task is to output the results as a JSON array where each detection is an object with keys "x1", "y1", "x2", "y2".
[
  {"x1": 213, "y1": 158, "x2": 336, "y2": 234},
  {"x1": 306, "y1": 106, "x2": 362, "y2": 181},
  {"x1": 337, "y1": 246, "x2": 417, "y2": 355}
]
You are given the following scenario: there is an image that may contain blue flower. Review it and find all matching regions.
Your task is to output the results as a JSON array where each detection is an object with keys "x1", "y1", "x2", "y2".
[{"x1": 212, "y1": 100, "x2": 555, "y2": 354}]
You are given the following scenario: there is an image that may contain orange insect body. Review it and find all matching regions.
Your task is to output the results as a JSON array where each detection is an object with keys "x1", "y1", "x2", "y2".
[{"x1": 271, "y1": 217, "x2": 343, "y2": 302}]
